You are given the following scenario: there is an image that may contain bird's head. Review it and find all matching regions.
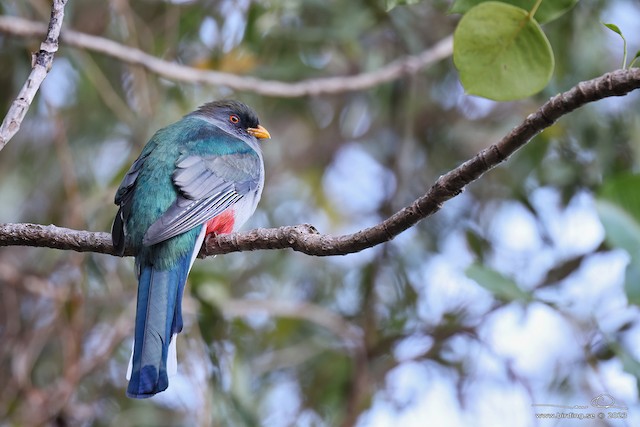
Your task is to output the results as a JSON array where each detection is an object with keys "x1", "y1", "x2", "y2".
[{"x1": 193, "y1": 100, "x2": 271, "y2": 142}]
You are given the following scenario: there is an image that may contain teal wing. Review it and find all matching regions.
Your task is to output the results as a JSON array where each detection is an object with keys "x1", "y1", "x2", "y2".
[
  {"x1": 112, "y1": 143, "x2": 155, "y2": 255},
  {"x1": 142, "y1": 132, "x2": 261, "y2": 246}
]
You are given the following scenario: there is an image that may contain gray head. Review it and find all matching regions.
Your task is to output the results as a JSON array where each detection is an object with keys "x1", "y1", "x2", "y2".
[{"x1": 191, "y1": 100, "x2": 271, "y2": 142}]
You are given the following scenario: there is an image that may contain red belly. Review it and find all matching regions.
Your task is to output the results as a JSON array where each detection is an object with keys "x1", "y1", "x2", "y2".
[{"x1": 206, "y1": 209, "x2": 235, "y2": 235}]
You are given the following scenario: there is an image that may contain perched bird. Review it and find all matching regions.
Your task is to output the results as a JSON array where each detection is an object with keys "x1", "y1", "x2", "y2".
[{"x1": 112, "y1": 100, "x2": 270, "y2": 398}]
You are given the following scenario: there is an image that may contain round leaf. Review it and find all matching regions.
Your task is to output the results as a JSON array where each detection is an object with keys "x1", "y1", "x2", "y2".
[{"x1": 453, "y1": 1, "x2": 554, "y2": 101}]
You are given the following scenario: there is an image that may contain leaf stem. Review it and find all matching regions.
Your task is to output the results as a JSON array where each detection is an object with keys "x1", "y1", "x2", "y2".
[
  {"x1": 529, "y1": 0, "x2": 543, "y2": 20},
  {"x1": 602, "y1": 23, "x2": 629, "y2": 69}
]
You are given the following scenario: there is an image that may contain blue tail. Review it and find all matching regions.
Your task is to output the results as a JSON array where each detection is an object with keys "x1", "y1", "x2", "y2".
[{"x1": 126, "y1": 253, "x2": 191, "y2": 399}]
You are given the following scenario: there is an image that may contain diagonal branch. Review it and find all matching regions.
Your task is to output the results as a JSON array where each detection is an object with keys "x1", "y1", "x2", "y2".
[
  {"x1": 0, "y1": 69, "x2": 639, "y2": 256},
  {"x1": 0, "y1": 1, "x2": 68, "y2": 151},
  {"x1": 203, "y1": 68, "x2": 640, "y2": 255},
  {"x1": 0, "y1": 15, "x2": 453, "y2": 97}
]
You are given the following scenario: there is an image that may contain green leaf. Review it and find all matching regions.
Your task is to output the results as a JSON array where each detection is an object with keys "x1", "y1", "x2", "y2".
[
  {"x1": 624, "y1": 262, "x2": 640, "y2": 305},
  {"x1": 610, "y1": 342, "x2": 640, "y2": 381},
  {"x1": 602, "y1": 22, "x2": 628, "y2": 68},
  {"x1": 595, "y1": 199, "x2": 640, "y2": 305},
  {"x1": 597, "y1": 175, "x2": 640, "y2": 298},
  {"x1": 595, "y1": 200, "x2": 640, "y2": 257},
  {"x1": 453, "y1": 2, "x2": 554, "y2": 101},
  {"x1": 450, "y1": 0, "x2": 579, "y2": 24},
  {"x1": 465, "y1": 229, "x2": 490, "y2": 261},
  {"x1": 466, "y1": 263, "x2": 533, "y2": 302},
  {"x1": 539, "y1": 255, "x2": 585, "y2": 287},
  {"x1": 598, "y1": 174, "x2": 640, "y2": 224},
  {"x1": 602, "y1": 22, "x2": 623, "y2": 36}
]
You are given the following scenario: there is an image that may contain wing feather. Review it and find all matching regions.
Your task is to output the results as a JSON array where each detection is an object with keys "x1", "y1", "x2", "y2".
[
  {"x1": 112, "y1": 150, "x2": 152, "y2": 255},
  {"x1": 143, "y1": 150, "x2": 261, "y2": 246}
]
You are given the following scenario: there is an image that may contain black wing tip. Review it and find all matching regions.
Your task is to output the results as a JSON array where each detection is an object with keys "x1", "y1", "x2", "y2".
[
  {"x1": 111, "y1": 211, "x2": 126, "y2": 256},
  {"x1": 113, "y1": 239, "x2": 126, "y2": 256}
]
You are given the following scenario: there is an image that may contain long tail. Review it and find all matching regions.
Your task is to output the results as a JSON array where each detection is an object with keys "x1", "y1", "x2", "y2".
[{"x1": 126, "y1": 254, "x2": 191, "y2": 399}]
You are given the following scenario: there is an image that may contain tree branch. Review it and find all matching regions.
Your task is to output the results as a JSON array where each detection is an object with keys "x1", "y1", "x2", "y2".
[
  {"x1": 1, "y1": 69, "x2": 639, "y2": 256},
  {"x1": 0, "y1": 222, "x2": 120, "y2": 254},
  {"x1": 0, "y1": 1, "x2": 68, "y2": 151},
  {"x1": 0, "y1": 15, "x2": 453, "y2": 97},
  {"x1": 204, "y1": 68, "x2": 640, "y2": 255}
]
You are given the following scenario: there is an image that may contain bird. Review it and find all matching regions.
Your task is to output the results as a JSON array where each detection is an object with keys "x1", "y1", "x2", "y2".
[{"x1": 112, "y1": 100, "x2": 270, "y2": 398}]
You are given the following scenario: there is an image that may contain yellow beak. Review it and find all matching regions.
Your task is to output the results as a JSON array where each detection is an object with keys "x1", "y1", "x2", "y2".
[{"x1": 248, "y1": 125, "x2": 271, "y2": 140}]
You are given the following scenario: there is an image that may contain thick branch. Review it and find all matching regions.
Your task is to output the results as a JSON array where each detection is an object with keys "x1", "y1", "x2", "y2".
[
  {"x1": 0, "y1": 2, "x2": 68, "y2": 151},
  {"x1": 0, "y1": 223, "x2": 122, "y2": 255},
  {"x1": 0, "y1": 15, "x2": 453, "y2": 97},
  {"x1": 1, "y1": 69, "x2": 639, "y2": 256}
]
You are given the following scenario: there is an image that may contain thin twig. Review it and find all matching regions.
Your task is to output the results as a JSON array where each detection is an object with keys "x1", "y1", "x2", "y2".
[
  {"x1": 0, "y1": 15, "x2": 453, "y2": 97},
  {"x1": 1, "y1": 68, "x2": 639, "y2": 257},
  {"x1": 0, "y1": 1, "x2": 68, "y2": 151}
]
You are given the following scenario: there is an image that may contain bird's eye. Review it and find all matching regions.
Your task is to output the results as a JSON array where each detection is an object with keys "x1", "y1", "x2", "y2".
[{"x1": 229, "y1": 114, "x2": 240, "y2": 124}]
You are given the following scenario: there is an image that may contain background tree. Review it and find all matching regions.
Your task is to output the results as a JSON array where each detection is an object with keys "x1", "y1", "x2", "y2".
[{"x1": 1, "y1": 0, "x2": 640, "y2": 426}]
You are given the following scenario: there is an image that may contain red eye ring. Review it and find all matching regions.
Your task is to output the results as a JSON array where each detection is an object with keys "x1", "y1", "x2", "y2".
[{"x1": 229, "y1": 114, "x2": 240, "y2": 124}]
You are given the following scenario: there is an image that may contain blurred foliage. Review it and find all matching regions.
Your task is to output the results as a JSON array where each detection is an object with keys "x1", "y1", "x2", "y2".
[
  {"x1": 450, "y1": 0, "x2": 579, "y2": 24},
  {"x1": 1, "y1": 0, "x2": 640, "y2": 426}
]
